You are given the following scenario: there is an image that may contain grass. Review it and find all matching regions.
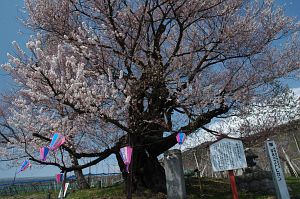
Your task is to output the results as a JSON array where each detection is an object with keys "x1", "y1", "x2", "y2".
[
  {"x1": 1, "y1": 184, "x2": 124, "y2": 199},
  {"x1": 286, "y1": 177, "x2": 300, "y2": 198},
  {"x1": 2, "y1": 177, "x2": 300, "y2": 199},
  {"x1": 186, "y1": 177, "x2": 300, "y2": 199},
  {"x1": 66, "y1": 185, "x2": 124, "y2": 199},
  {"x1": 185, "y1": 177, "x2": 275, "y2": 199}
]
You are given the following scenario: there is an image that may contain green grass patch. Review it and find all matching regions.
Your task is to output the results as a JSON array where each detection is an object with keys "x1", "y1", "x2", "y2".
[
  {"x1": 185, "y1": 177, "x2": 275, "y2": 199},
  {"x1": 186, "y1": 177, "x2": 300, "y2": 199},
  {"x1": 68, "y1": 185, "x2": 124, "y2": 199},
  {"x1": 1, "y1": 191, "x2": 54, "y2": 199},
  {"x1": 286, "y1": 177, "x2": 300, "y2": 198}
]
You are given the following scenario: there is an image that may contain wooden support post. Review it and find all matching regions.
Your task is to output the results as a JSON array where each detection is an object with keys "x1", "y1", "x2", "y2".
[
  {"x1": 282, "y1": 147, "x2": 299, "y2": 177},
  {"x1": 293, "y1": 133, "x2": 300, "y2": 156},
  {"x1": 193, "y1": 152, "x2": 200, "y2": 171},
  {"x1": 60, "y1": 171, "x2": 67, "y2": 199},
  {"x1": 228, "y1": 170, "x2": 239, "y2": 199},
  {"x1": 126, "y1": 164, "x2": 132, "y2": 199}
]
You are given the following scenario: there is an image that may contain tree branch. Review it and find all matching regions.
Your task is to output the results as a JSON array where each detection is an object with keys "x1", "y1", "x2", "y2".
[{"x1": 148, "y1": 105, "x2": 229, "y2": 156}]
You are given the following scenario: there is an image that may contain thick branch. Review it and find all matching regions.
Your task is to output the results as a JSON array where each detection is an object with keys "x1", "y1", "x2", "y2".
[
  {"x1": 32, "y1": 133, "x2": 118, "y2": 171},
  {"x1": 0, "y1": 129, "x2": 11, "y2": 143},
  {"x1": 29, "y1": 157, "x2": 66, "y2": 170},
  {"x1": 65, "y1": 146, "x2": 118, "y2": 171},
  {"x1": 149, "y1": 105, "x2": 229, "y2": 156},
  {"x1": 32, "y1": 133, "x2": 78, "y2": 157},
  {"x1": 181, "y1": 105, "x2": 229, "y2": 132}
]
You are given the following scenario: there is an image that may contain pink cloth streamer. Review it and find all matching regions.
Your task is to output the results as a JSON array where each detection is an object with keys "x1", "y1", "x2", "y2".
[
  {"x1": 56, "y1": 173, "x2": 63, "y2": 183},
  {"x1": 49, "y1": 133, "x2": 65, "y2": 150},
  {"x1": 120, "y1": 146, "x2": 133, "y2": 173},
  {"x1": 40, "y1": 146, "x2": 49, "y2": 161},
  {"x1": 17, "y1": 160, "x2": 31, "y2": 173},
  {"x1": 176, "y1": 131, "x2": 186, "y2": 145}
]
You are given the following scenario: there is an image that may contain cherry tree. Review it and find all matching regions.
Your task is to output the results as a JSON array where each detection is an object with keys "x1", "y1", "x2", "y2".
[
  {"x1": 0, "y1": 96, "x2": 119, "y2": 189},
  {"x1": 2, "y1": 0, "x2": 300, "y2": 193}
]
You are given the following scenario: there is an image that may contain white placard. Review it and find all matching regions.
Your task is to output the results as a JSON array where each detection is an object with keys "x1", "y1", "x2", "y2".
[
  {"x1": 58, "y1": 187, "x2": 63, "y2": 198},
  {"x1": 58, "y1": 182, "x2": 69, "y2": 198},
  {"x1": 266, "y1": 140, "x2": 290, "y2": 199},
  {"x1": 210, "y1": 138, "x2": 247, "y2": 172}
]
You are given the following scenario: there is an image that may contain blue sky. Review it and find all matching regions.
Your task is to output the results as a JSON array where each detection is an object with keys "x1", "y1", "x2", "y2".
[
  {"x1": 0, "y1": 0, "x2": 25, "y2": 92},
  {"x1": 0, "y1": 0, "x2": 299, "y2": 179},
  {"x1": 0, "y1": 0, "x2": 119, "y2": 179}
]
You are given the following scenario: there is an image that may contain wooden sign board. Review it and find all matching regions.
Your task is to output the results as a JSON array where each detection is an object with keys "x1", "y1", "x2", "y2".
[{"x1": 210, "y1": 138, "x2": 247, "y2": 172}]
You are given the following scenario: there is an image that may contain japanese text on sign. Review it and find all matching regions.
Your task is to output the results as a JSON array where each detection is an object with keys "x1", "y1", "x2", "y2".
[
  {"x1": 210, "y1": 138, "x2": 247, "y2": 172},
  {"x1": 266, "y1": 140, "x2": 290, "y2": 199}
]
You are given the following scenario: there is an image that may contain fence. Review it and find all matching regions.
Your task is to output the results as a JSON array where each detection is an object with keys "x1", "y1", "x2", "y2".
[{"x1": 0, "y1": 173, "x2": 123, "y2": 196}]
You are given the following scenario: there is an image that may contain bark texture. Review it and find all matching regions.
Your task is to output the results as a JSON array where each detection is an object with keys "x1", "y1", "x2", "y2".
[
  {"x1": 71, "y1": 157, "x2": 90, "y2": 189},
  {"x1": 117, "y1": 145, "x2": 167, "y2": 193}
]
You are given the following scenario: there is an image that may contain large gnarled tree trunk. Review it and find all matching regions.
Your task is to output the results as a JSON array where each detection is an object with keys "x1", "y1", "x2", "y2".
[
  {"x1": 115, "y1": 94, "x2": 229, "y2": 193},
  {"x1": 71, "y1": 157, "x2": 90, "y2": 189},
  {"x1": 116, "y1": 136, "x2": 171, "y2": 193}
]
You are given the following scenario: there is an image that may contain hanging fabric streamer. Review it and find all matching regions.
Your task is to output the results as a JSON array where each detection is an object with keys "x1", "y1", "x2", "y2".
[
  {"x1": 176, "y1": 131, "x2": 186, "y2": 145},
  {"x1": 56, "y1": 173, "x2": 63, "y2": 183},
  {"x1": 120, "y1": 146, "x2": 133, "y2": 173},
  {"x1": 40, "y1": 146, "x2": 49, "y2": 161},
  {"x1": 49, "y1": 133, "x2": 65, "y2": 150},
  {"x1": 17, "y1": 159, "x2": 31, "y2": 173}
]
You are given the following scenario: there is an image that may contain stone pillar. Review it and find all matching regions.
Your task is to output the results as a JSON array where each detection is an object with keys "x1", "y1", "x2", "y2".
[{"x1": 164, "y1": 149, "x2": 186, "y2": 199}]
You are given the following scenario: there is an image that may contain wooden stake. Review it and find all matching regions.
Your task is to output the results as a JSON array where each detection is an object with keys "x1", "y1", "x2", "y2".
[
  {"x1": 228, "y1": 170, "x2": 239, "y2": 199},
  {"x1": 59, "y1": 171, "x2": 67, "y2": 199},
  {"x1": 193, "y1": 151, "x2": 203, "y2": 193},
  {"x1": 126, "y1": 165, "x2": 132, "y2": 199},
  {"x1": 293, "y1": 133, "x2": 300, "y2": 156},
  {"x1": 193, "y1": 152, "x2": 200, "y2": 171},
  {"x1": 282, "y1": 147, "x2": 299, "y2": 177}
]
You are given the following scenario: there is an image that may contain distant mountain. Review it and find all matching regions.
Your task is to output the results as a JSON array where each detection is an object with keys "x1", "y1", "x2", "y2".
[
  {"x1": 0, "y1": 176, "x2": 56, "y2": 187},
  {"x1": 0, "y1": 172, "x2": 121, "y2": 186}
]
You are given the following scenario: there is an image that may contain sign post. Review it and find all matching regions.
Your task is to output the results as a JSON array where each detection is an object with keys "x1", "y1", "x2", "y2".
[
  {"x1": 265, "y1": 139, "x2": 290, "y2": 199},
  {"x1": 228, "y1": 170, "x2": 238, "y2": 199},
  {"x1": 210, "y1": 137, "x2": 247, "y2": 199}
]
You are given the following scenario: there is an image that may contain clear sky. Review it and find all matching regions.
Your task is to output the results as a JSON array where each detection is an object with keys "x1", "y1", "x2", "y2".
[
  {"x1": 0, "y1": 0, "x2": 120, "y2": 179},
  {"x1": 0, "y1": 0, "x2": 299, "y2": 179},
  {"x1": 0, "y1": 0, "x2": 24, "y2": 93}
]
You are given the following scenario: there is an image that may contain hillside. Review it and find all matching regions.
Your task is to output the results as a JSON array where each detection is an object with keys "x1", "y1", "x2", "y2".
[{"x1": 181, "y1": 119, "x2": 300, "y2": 177}]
